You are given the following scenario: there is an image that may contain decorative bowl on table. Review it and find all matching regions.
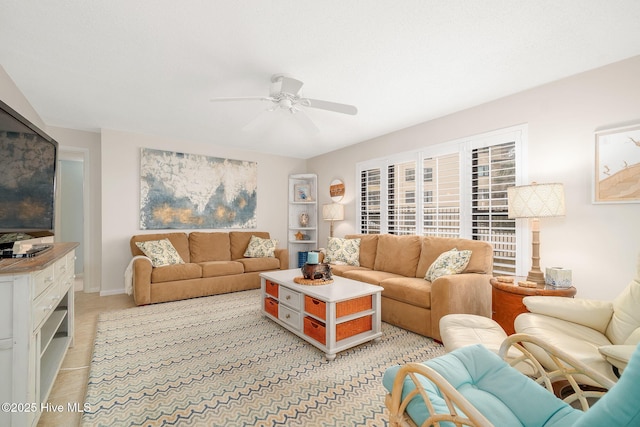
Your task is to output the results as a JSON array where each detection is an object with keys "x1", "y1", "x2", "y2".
[{"x1": 301, "y1": 262, "x2": 332, "y2": 281}]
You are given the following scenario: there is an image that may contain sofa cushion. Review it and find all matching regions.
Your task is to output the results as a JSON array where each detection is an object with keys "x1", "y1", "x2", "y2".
[
  {"x1": 343, "y1": 269, "x2": 404, "y2": 286},
  {"x1": 237, "y1": 257, "x2": 281, "y2": 273},
  {"x1": 416, "y1": 237, "x2": 492, "y2": 278},
  {"x1": 244, "y1": 235, "x2": 278, "y2": 258},
  {"x1": 135, "y1": 238, "x2": 185, "y2": 267},
  {"x1": 373, "y1": 234, "x2": 422, "y2": 277},
  {"x1": 325, "y1": 237, "x2": 361, "y2": 266},
  {"x1": 380, "y1": 277, "x2": 431, "y2": 309},
  {"x1": 189, "y1": 232, "x2": 231, "y2": 262},
  {"x1": 329, "y1": 264, "x2": 369, "y2": 276},
  {"x1": 200, "y1": 261, "x2": 244, "y2": 278},
  {"x1": 130, "y1": 232, "x2": 191, "y2": 263},
  {"x1": 150, "y1": 263, "x2": 202, "y2": 283},
  {"x1": 230, "y1": 231, "x2": 271, "y2": 260},
  {"x1": 345, "y1": 234, "x2": 379, "y2": 269},
  {"x1": 425, "y1": 249, "x2": 472, "y2": 282}
]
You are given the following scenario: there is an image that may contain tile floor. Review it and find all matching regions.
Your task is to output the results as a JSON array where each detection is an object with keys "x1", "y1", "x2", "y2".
[{"x1": 38, "y1": 291, "x2": 136, "y2": 427}]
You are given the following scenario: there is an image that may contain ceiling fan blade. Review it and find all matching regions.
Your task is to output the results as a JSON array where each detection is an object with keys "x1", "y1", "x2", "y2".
[
  {"x1": 292, "y1": 108, "x2": 320, "y2": 134},
  {"x1": 302, "y1": 98, "x2": 358, "y2": 115},
  {"x1": 210, "y1": 96, "x2": 273, "y2": 102},
  {"x1": 272, "y1": 74, "x2": 304, "y2": 96}
]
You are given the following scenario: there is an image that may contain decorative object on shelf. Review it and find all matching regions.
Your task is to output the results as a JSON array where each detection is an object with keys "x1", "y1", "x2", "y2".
[
  {"x1": 300, "y1": 262, "x2": 332, "y2": 281},
  {"x1": 545, "y1": 267, "x2": 572, "y2": 288},
  {"x1": 322, "y1": 203, "x2": 344, "y2": 238},
  {"x1": 508, "y1": 182, "x2": 566, "y2": 285},
  {"x1": 294, "y1": 184, "x2": 312, "y2": 201},
  {"x1": 594, "y1": 123, "x2": 640, "y2": 203},
  {"x1": 295, "y1": 231, "x2": 305, "y2": 240},
  {"x1": 329, "y1": 179, "x2": 345, "y2": 202},
  {"x1": 299, "y1": 212, "x2": 310, "y2": 227}
]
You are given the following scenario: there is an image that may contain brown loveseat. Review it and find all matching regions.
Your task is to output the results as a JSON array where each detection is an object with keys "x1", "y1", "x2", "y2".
[
  {"x1": 326, "y1": 234, "x2": 493, "y2": 341},
  {"x1": 129, "y1": 231, "x2": 288, "y2": 306}
]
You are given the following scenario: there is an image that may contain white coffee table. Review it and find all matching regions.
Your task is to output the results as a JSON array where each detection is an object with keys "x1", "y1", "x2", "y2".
[{"x1": 260, "y1": 269, "x2": 383, "y2": 360}]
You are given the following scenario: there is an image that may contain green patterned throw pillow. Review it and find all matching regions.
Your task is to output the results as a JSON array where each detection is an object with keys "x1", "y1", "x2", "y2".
[
  {"x1": 135, "y1": 238, "x2": 185, "y2": 267},
  {"x1": 324, "y1": 237, "x2": 360, "y2": 266},
  {"x1": 244, "y1": 235, "x2": 278, "y2": 258},
  {"x1": 425, "y1": 248, "x2": 472, "y2": 282}
]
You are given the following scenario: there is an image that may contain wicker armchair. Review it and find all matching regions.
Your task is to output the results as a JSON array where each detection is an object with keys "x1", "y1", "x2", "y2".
[{"x1": 383, "y1": 334, "x2": 629, "y2": 427}]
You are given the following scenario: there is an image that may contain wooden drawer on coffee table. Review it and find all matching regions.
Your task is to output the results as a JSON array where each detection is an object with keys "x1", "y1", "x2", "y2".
[
  {"x1": 279, "y1": 305, "x2": 301, "y2": 330},
  {"x1": 265, "y1": 280, "x2": 279, "y2": 298},
  {"x1": 337, "y1": 315, "x2": 372, "y2": 341},
  {"x1": 264, "y1": 297, "x2": 278, "y2": 318},
  {"x1": 304, "y1": 316, "x2": 326, "y2": 345},
  {"x1": 304, "y1": 296, "x2": 326, "y2": 320},
  {"x1": 279, "y1": 287, "x2": 301, "y2": 310}
]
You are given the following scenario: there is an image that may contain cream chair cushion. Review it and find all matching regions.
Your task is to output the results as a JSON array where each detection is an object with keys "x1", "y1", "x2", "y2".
[
  {"x1": 523, "y1": 297, "x2": 613, "y2": 334},
  {"x1": 605, "y1": 271, "x2": 640, "y2": 344},
  {"x1": 514, "y1": 312, "x2": 618, "y2": 384}
]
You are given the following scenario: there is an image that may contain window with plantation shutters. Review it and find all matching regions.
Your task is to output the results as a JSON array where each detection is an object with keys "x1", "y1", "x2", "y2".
[
  {"x1": 423, "y1": 153, "x2": 460, "y2": 237},
  {"x1": 471, "y1": 142, "x2": 517, "y2": 275},
  {"x1": 359, "y1": 167, "x2": 381, "y2": 234},
  {"x1": 356, "y1": 125, "x2": 525, "y2": 276},
  {"x1": 388, "y1": 160, "x2": 417, "y2": 235}
]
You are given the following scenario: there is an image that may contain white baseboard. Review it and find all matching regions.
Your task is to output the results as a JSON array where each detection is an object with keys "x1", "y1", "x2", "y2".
[{"x1": 99, "y1": 288, "x2": 127, "y2": 297}]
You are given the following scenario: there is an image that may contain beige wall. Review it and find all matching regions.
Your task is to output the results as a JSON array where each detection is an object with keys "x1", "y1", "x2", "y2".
[{"x1": 308, "y1": 55, "x2": 640, "y2": 300}]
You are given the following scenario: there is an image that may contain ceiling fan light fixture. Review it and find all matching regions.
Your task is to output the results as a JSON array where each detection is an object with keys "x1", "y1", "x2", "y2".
[{"x1": 278, "y1": 97, "x2": 293, "y2": 110}]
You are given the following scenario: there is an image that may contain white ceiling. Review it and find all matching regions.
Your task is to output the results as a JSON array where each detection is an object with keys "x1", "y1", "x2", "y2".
[{"x1": 2, "y1": 1, "x2": 640, "y2": 159}]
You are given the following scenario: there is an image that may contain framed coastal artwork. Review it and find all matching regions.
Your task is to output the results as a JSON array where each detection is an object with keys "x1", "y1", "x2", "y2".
[
  {"x1": 594, "y1": 123, "x2": 640, "y2": 203},
  {"x1": 140, "y1": 148, "x2": 258, "y2": 229}
]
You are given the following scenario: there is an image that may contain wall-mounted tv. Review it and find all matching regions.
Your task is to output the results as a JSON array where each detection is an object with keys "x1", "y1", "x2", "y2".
[{"x1": 0, "y1": 99, "x2": 58, "y2": 248}]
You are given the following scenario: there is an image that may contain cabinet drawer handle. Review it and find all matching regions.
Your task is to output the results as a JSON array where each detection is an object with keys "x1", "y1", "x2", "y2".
[
  {"x1": 311, "y1": 299, "x2": 320, "y2": 305},
  {"x1": 286, "y1": 295, "x2": 291, "y2": 300},
  {"x1": 285, "y1": 314, "x2": 290, "y2": 319}
]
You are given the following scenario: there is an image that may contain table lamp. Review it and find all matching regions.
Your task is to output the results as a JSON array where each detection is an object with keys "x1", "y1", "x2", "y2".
[
  {"x1": 507, "y1": 182, "x2": 565, "y2": 284},
  {"x1": 322, "y1": 203, "x2": 344, "y2": 238}
]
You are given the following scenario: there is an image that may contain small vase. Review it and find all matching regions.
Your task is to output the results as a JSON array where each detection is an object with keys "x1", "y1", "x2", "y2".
[{"x1": 299, "y1": 212, "x2": 309, "y2": 227}]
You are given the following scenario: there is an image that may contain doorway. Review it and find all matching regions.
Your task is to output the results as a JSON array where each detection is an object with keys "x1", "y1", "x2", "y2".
[{"x1": 58, "y1": 150, "x2": 87, "y2": 291}]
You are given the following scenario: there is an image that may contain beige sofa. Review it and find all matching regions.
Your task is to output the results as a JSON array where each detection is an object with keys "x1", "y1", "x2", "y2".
[
  {"x1": 326, "y1": 234, "x2": 493, "y2": 341},
  {"x1": 129, "y1": 231, "x2": 288, "y2": 306}
]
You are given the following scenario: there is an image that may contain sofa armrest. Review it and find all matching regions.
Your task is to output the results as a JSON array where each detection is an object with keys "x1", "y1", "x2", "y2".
[
  {"x1": 274, "y1": 248, "x2": 289, "y2": 269},
  {"x1": 132, "y1": 257, "x2": 153, "y2": 305},
  {"x1": 522, "y1": 296, "x2": 614, "y2": 334},
  {"x1": 430, "y1": 273, "x2": 492, "y2": 341}
]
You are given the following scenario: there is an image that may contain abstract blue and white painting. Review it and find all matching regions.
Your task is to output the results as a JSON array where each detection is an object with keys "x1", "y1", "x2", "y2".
[{"x1": 140, "y1": 148, "x2": 257, "y2": 229}]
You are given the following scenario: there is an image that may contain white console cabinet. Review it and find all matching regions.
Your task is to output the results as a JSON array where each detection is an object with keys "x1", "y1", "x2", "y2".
[{"x1": 0, "y1": 243, "x2": 77, "y2": 427}]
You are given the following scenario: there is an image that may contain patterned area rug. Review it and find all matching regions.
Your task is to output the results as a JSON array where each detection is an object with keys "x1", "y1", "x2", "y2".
[{"x1": 83, "y1": 289, "x2": 444, "y2": 426}]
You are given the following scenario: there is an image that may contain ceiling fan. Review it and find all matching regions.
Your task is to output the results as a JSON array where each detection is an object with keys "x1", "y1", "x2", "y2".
[{"x1": 210, "y1": 74, "x2": 358, "y2": 118}]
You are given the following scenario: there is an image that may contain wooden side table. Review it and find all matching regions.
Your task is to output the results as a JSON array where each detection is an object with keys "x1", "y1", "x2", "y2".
[{"x1": 490, "y1": 277, "x2": 576, "y2": 335}]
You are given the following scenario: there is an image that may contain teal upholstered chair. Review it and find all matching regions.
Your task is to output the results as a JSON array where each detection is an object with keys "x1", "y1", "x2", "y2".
[{"x1": 383, "y1": 342, "x2": 640, "y2": 427}]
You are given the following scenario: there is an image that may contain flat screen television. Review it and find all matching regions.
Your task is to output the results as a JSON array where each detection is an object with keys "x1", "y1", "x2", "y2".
[{"x1": 0, "y1": 99, "x2": 58, "y2": 250}]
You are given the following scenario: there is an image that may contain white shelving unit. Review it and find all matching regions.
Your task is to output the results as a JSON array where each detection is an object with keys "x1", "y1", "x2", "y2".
[
  {"x1": 288, "y1": 173, "x2": 318, "y2": 268},
  {"x1": 0, "y1": 243, "x2": 77, "y2": 427}
]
